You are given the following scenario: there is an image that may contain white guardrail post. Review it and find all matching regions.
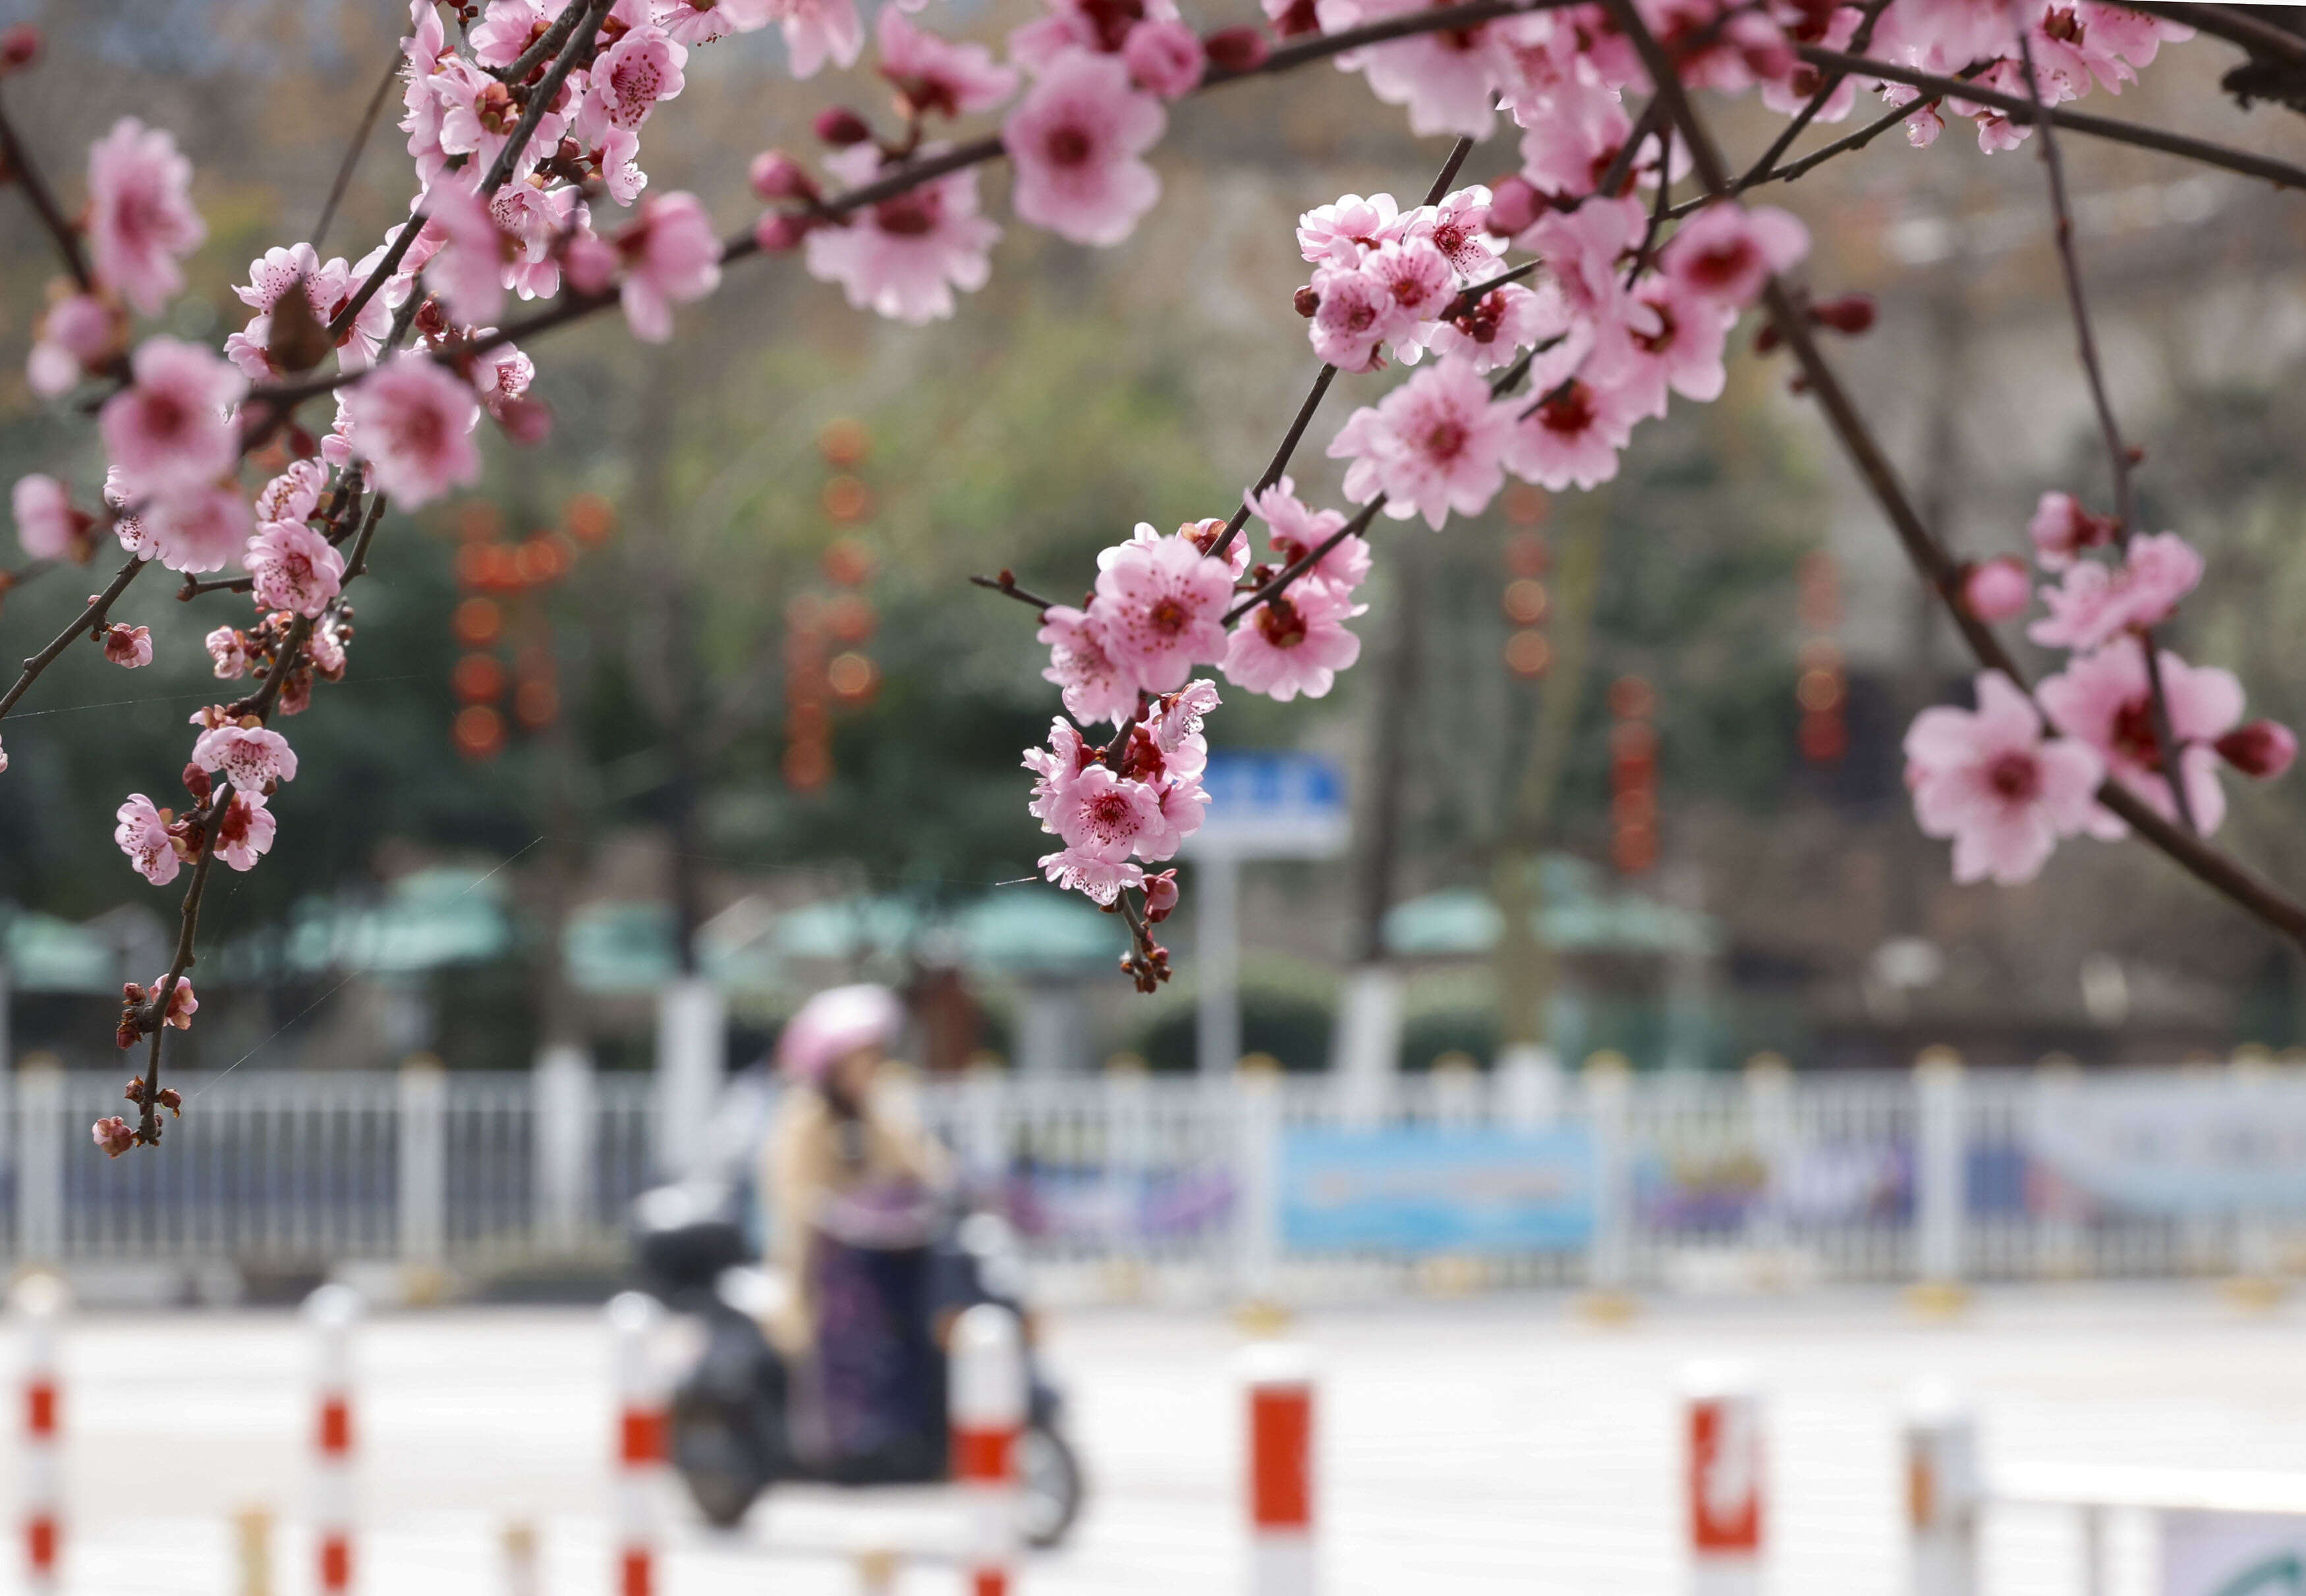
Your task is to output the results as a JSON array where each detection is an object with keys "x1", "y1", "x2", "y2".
[
  {"x1": 1905, "y1": 1387, "x2": 1979, "y2": 1596},
  {"x1": 1685, "y1": 1363, "x2": 1764, "y2": 1596},
  {"x1": 1245, "y1": 1338, "x2": 1316, "y2": 1596},
  {"x1": 1234, "y1": 1057, "x2": 1283, "y2": 1307},
  {"x1": 12, "y1": 1273, "x2": 65, "y2": 1595},
  {"x1": 1912, "y1": 1047, "x2": 1967, "y2": 1311},
  {"x1": 1583, "y1": 1051, "x2": 1634, "y2": 1315},
  {"x1": 397, "y1": 1055, "x2": 449, "y2": 1275},
  {"x1": 608, "y1": 1292, "x2": 667, "y2": 1596},
  {"x1": 951, "y1": 1304, "x2": 1026, "y2": 1596},
  {"x1": 532, "y1": 1041, "x2": 596, "y2": 1253},
  {"x1": 303, "y1": 1283, "x2": 361, "y2": 1596}
]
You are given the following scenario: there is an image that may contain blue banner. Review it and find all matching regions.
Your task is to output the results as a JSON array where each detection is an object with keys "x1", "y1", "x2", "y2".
[{"x1": 1279, "y1": 1126, "x2": 1596, "y2": 1252}]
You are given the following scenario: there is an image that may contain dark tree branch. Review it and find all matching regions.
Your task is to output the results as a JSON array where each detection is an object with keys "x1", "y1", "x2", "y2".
[
  {"x1": 0, "y1": 556, "x2": 146, "y2": 723},
  {"x1": 0, "y1": 82, "x2": 94, "y2": 290},
  {"x1": 311, "y1": 43, "x2": 403, "y2": 252}
]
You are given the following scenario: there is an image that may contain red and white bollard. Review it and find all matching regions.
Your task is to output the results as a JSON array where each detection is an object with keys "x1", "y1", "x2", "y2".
[
  {"x1": 950, "y1": 1303, "x2": 1026, "y2": 1596},
  {"x1": 607, "y1": 1292, "x2": 667, "y2": 1596},
  {"x1": 1685, "y1": 1363, "x2": 1764, "y2": 1596},
  {"x1": 13, "y1": 1274, "x2": 66, "y2": 1595},
  {"x1": 1244, "y1": 1340, "x2": 1315, "y2": 1596},
  {"x1": 304, "y1": 1283, "x2": 361, "y2": 1595},
  {"x1": 1905, "y1": 1385, "x2": 1980, "y2": 1596}
]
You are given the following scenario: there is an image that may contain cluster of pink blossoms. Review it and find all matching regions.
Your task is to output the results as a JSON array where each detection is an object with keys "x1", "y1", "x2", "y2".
[{"x1": 1903, "y1": 495, "x2": 2293, "y2": 884}]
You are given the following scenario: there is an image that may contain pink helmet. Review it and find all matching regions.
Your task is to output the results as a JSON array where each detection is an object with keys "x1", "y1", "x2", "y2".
[{"x1": 776, "y1": 983, "x2": 903, "y2": 1085}]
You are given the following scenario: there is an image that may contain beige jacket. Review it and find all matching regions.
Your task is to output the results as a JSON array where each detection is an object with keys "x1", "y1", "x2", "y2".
[{"x1": 759, "y1": 1070, "x2": 949, "y2": 1356}]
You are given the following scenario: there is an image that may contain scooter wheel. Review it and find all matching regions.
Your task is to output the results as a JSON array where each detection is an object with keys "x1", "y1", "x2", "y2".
[
  {"x1": 674, "y1": 1414, "x2": 769, "y2": 1529},
  {"x1": 1018, "y1": 1422, "x2": 1085, "y2": 1549}
]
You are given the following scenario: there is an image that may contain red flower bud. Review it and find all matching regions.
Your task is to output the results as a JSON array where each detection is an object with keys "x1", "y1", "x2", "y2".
[
  {"x1": 1, "y1": 24, "x2": 42, "y2": 72},
  {"x1": 159, "y1": 1087, "x2": 183, "y2": 1117},
  {"x1": 1202, "y1": 26, "x2": 1270, "y2": 71},
  {"x1": 1808, "y1": 294, "x2": 1876, "y2": 336},
  {"x1": 92, "y1": 1116, "x2": 135, "y2": 1158},
  {"x1": 1293, "y1": 285, "x2": 1320, "y2": 318},
  {"x1": 2216, "y1": 720, "x2": 2298, "y2": 781},
  {"x1": 1484, "y1": 175, "x2": 1541, "y2": 238},
  {"x1": 493, "y1": 395, "x2": 554, "y2": 447},
  {"x1": 183, "y1": 763, "x2": 212, "y2": 803},
  {"x1": 753, "y1": 211, "x2": 816, "y2": 253},
  {"x1": 749, "y1": 150, "x2": 818, "y2": 203},
  {"x1": 813, "y1": 107, "x2": 872, "y2": 148}
]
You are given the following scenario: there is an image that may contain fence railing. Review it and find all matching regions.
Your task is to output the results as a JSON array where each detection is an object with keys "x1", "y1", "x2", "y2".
[{"x1": 5, "y1": 1055, "x2": 2303, "y2": 1296}]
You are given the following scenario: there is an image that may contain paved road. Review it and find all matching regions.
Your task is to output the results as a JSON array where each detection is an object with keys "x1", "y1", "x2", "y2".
[{"x1": 10, "y1": 1284, "x2": 2306, "y2": 1593}]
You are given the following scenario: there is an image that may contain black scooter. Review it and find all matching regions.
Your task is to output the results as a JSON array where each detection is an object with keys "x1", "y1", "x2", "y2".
[{"x1": 629, "y1": 1182, "x2": 1086, "y2": 1546}]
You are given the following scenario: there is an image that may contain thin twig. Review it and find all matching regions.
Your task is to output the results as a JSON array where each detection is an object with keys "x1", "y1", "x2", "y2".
[
  {"x1": 1801, "y1": 45, "x2": 2306, "y2": 191},
  {"x1": 480, "y1": 0, "x2": 612, "y2": 196},
  {"x1": 2013, "y1": 23, "x2": 2196, "y2": 834},
  {"x1": 1729, "y1": 0, "x2": 1898, "y2": 195},
  {"x1": 0, "y1": 557, "x2": 146, "y2": 723},
  {"x1": 969, "y1": 573, "x2": 1061, "y2": 611},
  {"x1": 311, "y1": 43, "x2": 403, "y2": 252},
  {"x1": 1616, "y1": 0, "x2": 2306, "y2": 949},
  {"x1": 0, "y1": 84, "x2": 94, "y2": 290},
  {"x1": 137, "y1": 786, "x2": 225, "y2": 1144}
]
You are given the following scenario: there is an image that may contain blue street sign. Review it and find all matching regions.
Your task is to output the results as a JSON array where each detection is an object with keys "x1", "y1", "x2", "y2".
[{"x1": 1186, "y1": 750, "x2": 1351, "y2": 858}]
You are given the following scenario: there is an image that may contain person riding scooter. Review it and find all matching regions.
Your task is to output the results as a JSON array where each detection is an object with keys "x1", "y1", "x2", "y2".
[{"x1": 762, "y1": 983, "x2": 953, "y2": 1479}]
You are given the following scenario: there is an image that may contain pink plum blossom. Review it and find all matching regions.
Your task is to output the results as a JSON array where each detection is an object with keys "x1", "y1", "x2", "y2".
[
  {"x1": 1222, "y1": 578, "x2": 1365, "y2": 701},
  {"x1": 254, "y1": 459, "x2": 326, "y2": 526},
  {"x1": 213, "y1": 790, "x2": 277, "y2": 872},
  {"x1": 102, "y1": 624, "x2": 153, "y2": 668},
  {"x1": 1048, "y1": 761, "x2": 1161, "y2": 860},
  {"x1": 1315, "y1": 0, "x2": 1510, "y2": 138},
  {"x1": 613, "y1": 192, "x2": 722, "y2": 343},
  {"x1": 145, "y1": 483, "x2": 252, "y2": 574},
  {"x1": 1662, "y1": 202, "x2": 1810, "y2": 309},
  {"x1": 768, "y1": 0, "x2": 865, "y2": 78},
  {"x1": 425, "y1": 176, "x2": 512, "y2": 325},
  {"x1": 578, "y1": 22, "x2": 687, "y2": 138},
  {"x1": 85, "y1": 117, "x2": 207, "y2": 315},
  {"x1": 2038, "y1": 640, "x2": 2242, "y2": 834},
  {"x1": 1592, "y1": 279, "x2": 1729, "y2": 418},
  {"x1": 1003, "y1": 51, "x2": 1167, "y2": 248},
  {"x1": 1505, "y1": 376, "x2": 1641, "y2": 492},
  {"x1": 1307, "y1": 263, "x2": 1397, "y2": 372},
  {"x1": 2027, "y1": 490, "x2": 2118, "y2": 570},
  {"x1": 1401, "y1": 185, "x2": 1501, "y2": 277},
  {"x1": 225, "y1": 242, "x2": 401, "y2": 379},
  {"x1": 2028, "y1": 532, "x2": 2203, "y2": 653},
  {"x1": 1328, "y1": 360, "x2": 1515, "y2": 530},
  {"x1": 343, "y1": 353, "x2": 482, "y2": 507},
  {"x1": 1963, "y1": 555, "x2": 2033, "y2": 622},
  {"x1": 1142, "y1": 869, "x2": 1179, "y2": 922},
  {"x1": 116, "y1": 794, "x2": 182, "y2": 885},
  {"x1": 1297, "y1": 192, "x2": 1403, "y2": 267},
  {"x1": 1038, "y1": 605, "x2": 1140, "y2": 725},
  {"x1": 145, "y1": 973, "x2": 198, "y2": 1030},
  {"x1": 1121, "y1": 19, "x2": 1205, "y2": 99},
  {"x1": 1423, "y1": 282, "x2": 1571, "y2": 373},
  {"x1": 13, "y1": 475, "x2": 94, "y2": 564},
  {"x1": 1904, "y1": 669, "x2": 2104, "y2": 885},
  {"x1": 1363, "y1": 238, "x2": 1455, "y2": 329},
  {"x1": 1038, "y1": 846, "x2": 1144, "y2": 904},
  {"x1": 1091, "y1": 526, "x2": 1233, "y2": 693},
  {"x1": 206, "y1": 626, "x2": 250, "y2": 679},
  {"x1": 94, "y1": 1118, "x2": 136, "y2": 1158},
  {"x1": 656, "y1": 0, "x2": 779, "y2": 45},
  {"x1": 804, "y1": 145, "x2": 999, "y2": 323},
  {"x1": 99, "y1": 338, "x2": 245, "y2": 497},
  {"x1": 192, "y1": 722, "x2": 299, "y2": 791},
  {"x1": 468, "y1": 0, "x2": 555, "y2": 64},
  {"x1": 246, "y1": 521, "x2": 346, "y2": 618},
  {"x1": 1248, "y1": 478, "x2": 1368, "y2": 593},
  {"x1": 877, "y1": 8, "x2": 1019, "y2": 116},
  {"x1": 27, "y1": 292, "x2": 122, "y2": 397}
]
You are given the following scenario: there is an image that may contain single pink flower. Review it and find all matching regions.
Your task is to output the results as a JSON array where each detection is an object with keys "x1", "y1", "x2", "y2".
[
  {"x1": 1048, "y1": 761, "x2": 1162, "y2": 861},
  {"x1": 1090, "y1": 526, "x2": 1233, "y2": 693},
  {"x1": 1663, "y1": 202, "x2": 1809, "y2": 309},
  {"x1": 1328, "y1": 360, "x2": 1515, "y2": 530},
  {"x1": 804, "y1": 144, "x2": 999, "y2": 323},
  {"x1": 1316, "y1": 0, "x2": 1509, "y2": 139},
  {"x1": 1151, "y1": 678, "x2": 1222, "y2": 754},
  {"x1": 1222, "y1": 579, "x2": 1366, "y2": 702},
  {"x1": 1037, "y1": 844, "x2": 1144, "y2": 905},
  {"x1": 116, "y1": 793, "x2": 181, "y2": 885},
  {"x1": 152, "y1": 974, "x2": 198, "y2": 1028},
  {"x1": 2028, "y1": 532, "x2": 2203, "y2": 653},
  {"x1": 1903, "y1": 670, "x2": 2104, "y2": 885},
  {"x1": 206, "y1": 626, "x2": 250, "y2": 680},
  {"x1": 224, "y1": 242, "x2": 395, "y2": 380},
  {"x1": 768, "y1": 0, "x2": 865, "y2": 78},
  {"x1": 1038, "y1": 604, "x2": 1141, "y2": 725},
  {"x1": 1401, "y1": 185, "x2": 1501, "y2": 278},
  {"x1": 425, "y1": 175, "x2": 512, "y2": 325},
  {"x1": 468, "y1": 0, "x2": 555, "y2": 63},
  {"x1": 13, "y1": 474, "x2": 94, "y2": 564},
  {"x1": 2038, "y1": 640, "x2": 2243, "y2": 834},
  {"x1": 192, "y1": 721, "x2": 299, "y2": 790},
  {"x1": 1362, "y1": 237, "x2": 1455, "y2": 328},
  {"x1": 85, "y1": 117, "x2": 208, "y2": 316},
  {"x1": 1423, "y1": 281, "x2": 1571, "y2": 374},
  {"x1": 27, "y1": 292, "x2": 123, "y2": 397},
  {"x1": 878, "y1": 8, "x2": 1019, "y2": 116},
  {"x1": 2028, "y1": 490, "x2": 2118, "y2": 572},
  {"x1": 1297, "y1": 192, "x2": 1403, "y2": 267},
  {"x1": 1504, "y1": 375, "x2": 1639, "y2": 492},
  {"x1": 102, "y1": 624, "x2": 153, "y2": 668},
  {"x1": 1248, "y1": 478, "x2": 1368, "y2": 593},
  {"x1": 1142, "y1": 868, "x2": 1179, "y2": 922},
  {"x1": 1585, "y1": 279, "x2": 1729, "y2": 419},
  {"x1": 1307, "y1": 263, "x2": 1397, "y2": 373},
  {"x1": 343, "y1": 354, "x2": 482, "y2": 507},
  {"x1": 1003, "y1": 50, "x2": 1166, "y2": 248},
  {"x1": 2218, "y1": 720, "x2": 2297, "y2": 781},
  {"x1": 1962, "y1": 555, "x2": 2032, "y2": 623},
  {"x1": 213, "y1": 789, "x2": 277, "y2": 872},
  {"x1": 1121, "y1": 19, "x2": 1205, "y2": 99},
  {"x1": 613, "y1": 192, "x2": 722, "y2": 343},
  {"x1": 144, "y1": 483, "x2": 252, "y2": 575},
  {"x1": 94, "y1": 1117, "x2": 136, "y2": 1158},
  {"x1": 1025, "y1": 716, "x2": 1097, "y2": 829},
  {"x1": 656, "y1": 0, "x2": 779, "y2": 44},
  {"x1": 578, "y1": 22, "x2": 687, "y2": 138},
  {"x1": 253, "y1": 458, "x2": 327, "y2": 526},
  {"x1": 99, "y1": 337, "x2": 246, "y2": 498},
  {"x1": 245, "y1": 520, "x2": 345, "y2": 618}
]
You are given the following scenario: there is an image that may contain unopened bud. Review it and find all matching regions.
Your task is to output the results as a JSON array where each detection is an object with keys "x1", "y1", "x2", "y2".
[
  {"x1": 159, "y1": 1087, "x2": 183, "y2": 1116},
  {"x1": 1202, "y1": 26, "x2": 1270, "y2": 71},
  {"x1": 749, "y1": 149, "x2": 817, "y2": 203},
  {"x1": 754, "y1": 211, "x2": 816, "y2": 252},
  {"x1": 1485, "y1": 175, "x2": 1541, "y2": 237},
  {"x1": 1959, "y1": 556, "x2": 2030, "y2": 624},
  {"x1": 1293, "y1": 285, "x2": 1320, "y2": 318},
  {"x1": 1808, "y1": 294, "x2": 1875, "y2": 335},
  {"x1": 813, "y1": 107, "x2": 872, "y2": 148},
  {"x1": 0, "y1": 23, "x2": 40, "y2": 72},
  {"x1": 92, "y1": 1116, "x2": 135, "y2": 1158},
  {"x1": 493, "y1": 394, "x2": 553, "y2": 446},
  {"x1": 2216, "y1": 720, "x2": 2298, "y2": 781}
]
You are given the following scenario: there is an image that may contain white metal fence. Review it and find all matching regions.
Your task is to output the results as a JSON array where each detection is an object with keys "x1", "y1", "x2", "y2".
[{"x1": 4, "y1": 1058, "x2": 2301, "y2": 1293}]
